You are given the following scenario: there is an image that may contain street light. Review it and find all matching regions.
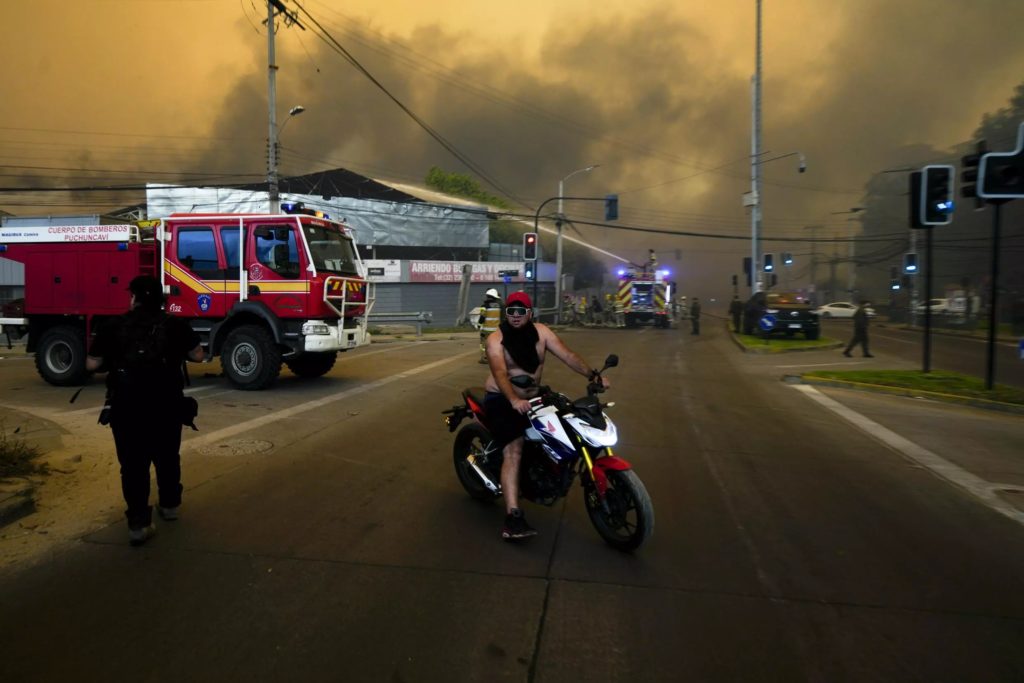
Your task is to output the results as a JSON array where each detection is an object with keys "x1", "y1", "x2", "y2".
[
  {"x1": 555, "y1": 164, "x2": 599, "y2": 323},
  {"x1": 268, "y1": 105, "x2": 306, "y2": 213}
]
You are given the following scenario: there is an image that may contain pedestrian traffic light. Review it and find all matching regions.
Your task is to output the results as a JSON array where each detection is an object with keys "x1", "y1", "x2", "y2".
[
  {"x1": 782, "y1": 252, "x2": 793, "y2": 265},
  {"x1": 763, "y1": 253, "x2": 774, "y2": 272},
  {"x1": 979, "y1": 121, "x2": 1024, "y2": 200},
  {"x1": 961, "y1": 140, "x2": 987, "y2": 210},
  {"x1": 522, "y1": 232, "x2": 538, "y2": 260},
  {"x1": 604, "y1": 194, "x2": 619, "y2": 221},
  {"x1": 524, "y1": 261, "x2": 535, "y2": 280},
  {"x1": 890, "y1": 279, "x2": 900, "y2": 291},
  {"x1": 903, "y1": 252, "x2": 918, "y2": 274},
  {"x1": 921, "y1": 164, "x2": 954, "y2": 225}
]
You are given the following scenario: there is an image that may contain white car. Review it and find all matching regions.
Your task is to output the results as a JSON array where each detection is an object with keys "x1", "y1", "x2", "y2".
[
  {"x1": 915, "y1": 298, "x2": 951, "y2": 315},
  {"x1": 814, "y1": 302, "x2": 876, "y2": 318}
]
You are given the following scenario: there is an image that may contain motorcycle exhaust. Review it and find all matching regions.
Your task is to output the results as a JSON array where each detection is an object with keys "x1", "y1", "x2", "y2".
[{"x1": 466, "y1": 454, "x2": 500, "y2": 494}]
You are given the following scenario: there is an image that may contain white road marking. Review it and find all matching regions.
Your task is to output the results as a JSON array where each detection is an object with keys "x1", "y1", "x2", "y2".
[
  {"x1": 791, "y1": 384, "x2": 1024, "y2": 527},
  {"x1": 182, "y1": 349, "x2": 476, "y2": 453}
]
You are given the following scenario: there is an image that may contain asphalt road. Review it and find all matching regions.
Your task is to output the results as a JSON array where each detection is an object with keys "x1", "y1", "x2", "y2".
[
  {"x1": 820, "y1": 318, "x2": 1024, "y2": 389},
  {"x1": 2, "y1": 323, "x2": 1024, "y2": 681}
]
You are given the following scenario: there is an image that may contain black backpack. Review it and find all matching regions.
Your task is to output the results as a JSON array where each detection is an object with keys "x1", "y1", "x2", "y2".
[{"x1": 114, "y1": 313, "x2": 179, "y2": 392}]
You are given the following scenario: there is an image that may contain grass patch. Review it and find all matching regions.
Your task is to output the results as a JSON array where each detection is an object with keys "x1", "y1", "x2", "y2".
[
  {"x1": 802, "y1": 370, "x2": 1024, "y2": 405},
  {"x1": 734, "y1": 334, "x2": 839, "y2": 352},
  {"x1": 0, "y1": 423, "x2": 47, "y2": 479}
]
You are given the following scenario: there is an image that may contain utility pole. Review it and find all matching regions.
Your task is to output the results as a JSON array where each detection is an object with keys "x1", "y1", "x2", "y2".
[
  {"x1": 804, "y1": 225, "x2": 821, "y2": 300},
  {"x1": 266, "y1": 0, "x2": 280, "y2": 213},
  {"x1": 749, "y1": 0, "x2": 764, "y2": 293},
  {"x1": 265, "y1": 0, "x2": 304, "y2": 213}
]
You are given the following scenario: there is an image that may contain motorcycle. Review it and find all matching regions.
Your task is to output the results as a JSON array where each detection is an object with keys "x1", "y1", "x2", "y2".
[{"x1": 442, "y1": 354, "x2": 654, "y2": 552}]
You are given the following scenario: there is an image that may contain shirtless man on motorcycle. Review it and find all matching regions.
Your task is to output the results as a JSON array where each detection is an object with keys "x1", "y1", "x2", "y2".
[{"x1": 483, "y1": 291, "x2": 609, "y2": 540}]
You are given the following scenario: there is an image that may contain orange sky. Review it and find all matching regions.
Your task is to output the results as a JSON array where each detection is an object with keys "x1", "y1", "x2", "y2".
[{"x1": 3, "y1": 0, "x2": 1024, "y2": 296}]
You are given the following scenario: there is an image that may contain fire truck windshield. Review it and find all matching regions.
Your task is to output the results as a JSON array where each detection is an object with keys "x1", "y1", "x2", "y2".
[{"x1": 302, "y1": 223, "x2": 360, "y2": 276}]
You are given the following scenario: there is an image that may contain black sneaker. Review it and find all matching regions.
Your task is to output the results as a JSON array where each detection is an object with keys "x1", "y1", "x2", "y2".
[{"x1": 502, "y1": 509, "x2": 538, "y2": 540}]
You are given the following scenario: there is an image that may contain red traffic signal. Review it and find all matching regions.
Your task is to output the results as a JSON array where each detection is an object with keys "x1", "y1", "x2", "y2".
[{"x1": 523, "y1": 232, "x2": 538, "y2": 260}]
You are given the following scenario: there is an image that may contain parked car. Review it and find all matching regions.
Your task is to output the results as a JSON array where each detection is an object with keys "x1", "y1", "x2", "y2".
[
  {"x1": 743, "y1": 291, "x2": 820, "y2": 339},
  {"x1": 814, "y1": 301, "x2": 877, "y2": 318},
  {"x1": 915, "y1": 298, "x2": 952, "y2": 315}
]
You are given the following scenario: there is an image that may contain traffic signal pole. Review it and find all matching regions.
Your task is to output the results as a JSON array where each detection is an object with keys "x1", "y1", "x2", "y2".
[{"x1": 985, "y1": 202, "x2": 1003, "y2": 390}]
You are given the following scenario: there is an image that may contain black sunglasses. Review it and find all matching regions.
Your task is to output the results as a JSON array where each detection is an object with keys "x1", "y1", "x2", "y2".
[{"x1": 505, "y1": 306, "x2": 529, "y2": 316}]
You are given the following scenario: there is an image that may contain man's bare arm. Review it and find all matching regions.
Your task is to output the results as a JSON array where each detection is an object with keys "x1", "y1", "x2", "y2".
[{"x1": 538, "y1": 324, "x2": 592, "y2": 378}]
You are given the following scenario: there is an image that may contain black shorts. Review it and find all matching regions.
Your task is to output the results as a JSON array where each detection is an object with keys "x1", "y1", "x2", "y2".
[{"x1": 483, "y1": 391, "x2": 531, "y2": 448}]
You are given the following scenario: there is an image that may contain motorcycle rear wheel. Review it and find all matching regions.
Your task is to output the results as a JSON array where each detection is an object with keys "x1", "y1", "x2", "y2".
[
  {"x1": 453, "y1": 423, "x2": 501, "y2": 501},
  {"x1": 585, "y1": 469, "x2": 654, "y2": 552}
]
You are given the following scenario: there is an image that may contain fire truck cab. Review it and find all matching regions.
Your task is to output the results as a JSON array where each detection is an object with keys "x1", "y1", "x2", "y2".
[{"x1": 0, "y1": 208, "x2": 373, "y2": 390}]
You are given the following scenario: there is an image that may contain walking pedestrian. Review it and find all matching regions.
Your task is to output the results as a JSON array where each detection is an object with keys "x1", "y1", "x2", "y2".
[
  {"x1": 729, "y1": 295, "x2": 743, "y2": 332},
  {"x1": 86, "y1": 275, "x2": 204, "y2": 546},
  {"x1": 843, "y1": 301, "x2": 874, "y2": 358},
  {"x1": 690, "y1": 297, "x2": 702, "y2": 335}
]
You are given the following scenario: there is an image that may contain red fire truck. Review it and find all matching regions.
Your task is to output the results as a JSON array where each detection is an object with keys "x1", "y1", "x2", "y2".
[{"x1": 0, "y1": 208, "x2": 374, "y2": 390}]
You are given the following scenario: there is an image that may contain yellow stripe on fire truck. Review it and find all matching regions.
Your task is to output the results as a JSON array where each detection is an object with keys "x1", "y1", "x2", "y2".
[
  {"x1": 164, "y1": 263, "x2": 311, "y2": 294},
  {"x1": 616, "y1": 281, "x2": 632, "y2": 312}
]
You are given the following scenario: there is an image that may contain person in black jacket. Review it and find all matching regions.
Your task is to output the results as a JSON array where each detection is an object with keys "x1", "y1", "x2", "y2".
[
  {"x1": 843, "y1": 301, "x2": 874, "y2": 358},
  {"x1": 86, "y1": 276, "x2": 204, "y2": 546},
  {"x1": 690, "y1": 297, "x2": 702, "y2": 335},
  {"x1": 729, "y1": 295, "x2": 743, "y2": 332}
]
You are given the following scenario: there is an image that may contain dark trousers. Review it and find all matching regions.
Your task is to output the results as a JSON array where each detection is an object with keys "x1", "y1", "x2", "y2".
[
  {"x1": 691, "y1": 317, "x2": 700, "y2": 335},
  {"x1": 845, "y1": 330, "x2": 870, "y2": 356},
  {"x1": 110, "y1": 411, "x2": 183, "y2": 529}
]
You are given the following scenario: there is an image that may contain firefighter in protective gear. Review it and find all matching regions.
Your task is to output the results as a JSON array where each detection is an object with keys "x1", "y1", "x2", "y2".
[
  {"x1": 614, "y1": 292, "x2": 626, "y2": 328},
  {"x1": 478, "y1": 288, "x2": 502, "y2": 363}
]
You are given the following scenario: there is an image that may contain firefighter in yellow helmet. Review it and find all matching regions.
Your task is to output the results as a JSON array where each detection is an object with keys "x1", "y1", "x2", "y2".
[{"x1": 478, "y1": 288, "x2": 502, "y2": 363}]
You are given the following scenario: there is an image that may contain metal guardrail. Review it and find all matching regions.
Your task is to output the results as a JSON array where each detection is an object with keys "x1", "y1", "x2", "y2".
[{"x1": 367, "y1": 311, "x2": 433, "y2": 337}]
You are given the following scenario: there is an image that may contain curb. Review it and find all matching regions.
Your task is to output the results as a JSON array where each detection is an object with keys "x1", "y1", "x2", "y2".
[
  {"x1": 725, "y1": 320, "x2": 843, "y2": 354},
  {"x1": 792, "y1": 375, "x2": 1024, "y2": 416}
]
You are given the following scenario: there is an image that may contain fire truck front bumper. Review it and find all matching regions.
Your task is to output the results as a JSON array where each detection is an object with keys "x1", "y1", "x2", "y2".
[{"x1": 301, "y1": 319, "x2": 369, "y2": 352}]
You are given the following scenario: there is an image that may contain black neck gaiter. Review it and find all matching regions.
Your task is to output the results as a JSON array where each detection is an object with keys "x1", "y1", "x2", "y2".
[{"x1": 499, "y1": 320, "x2": 540, "y2": 373}]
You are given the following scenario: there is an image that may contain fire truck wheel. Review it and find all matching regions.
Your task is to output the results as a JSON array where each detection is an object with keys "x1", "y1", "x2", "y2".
[
  {"x1": 285, "y1": 352, "x2": 337, "y2": 378},
  {"x1": 35, "y1": 325, "x2": 88, "y2": 386},
  {"x1": 222, "y1": 325, "x2": 282, "y2": 390}
]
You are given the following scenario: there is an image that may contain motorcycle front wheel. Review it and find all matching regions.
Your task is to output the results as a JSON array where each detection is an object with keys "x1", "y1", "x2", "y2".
[
  {"x1": 453, "y1": 423, "x2": 501, "y2": 501},
  {"x1": 585, "y1": 469, "x2": 655, "y2": 552}
]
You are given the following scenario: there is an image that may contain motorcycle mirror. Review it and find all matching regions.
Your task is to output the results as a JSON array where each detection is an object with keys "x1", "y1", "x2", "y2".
[{"x1": 603, "y1": 354, "x2": 619, "y2": 369}]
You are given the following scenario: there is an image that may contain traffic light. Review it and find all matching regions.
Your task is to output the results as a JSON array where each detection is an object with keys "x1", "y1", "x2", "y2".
[
  {"x1": 903, "y1": 252, "x2": 918, "y2": 274},
  {"x1": 732, "y1": 274, "x2": 738, "y2": 286},
  {"x1": 522, "y1": 232, "x2": 538, "y2": 260},
  {"x1": 961, "y1": 140, "x2": 987, "y2": 209},
  {"x1": 763, "y1": 253, "x2": 774, "y2": 272},
  {"x1": 524, "y1": 261, "x2": 535, "y2": 280},
  {"x1": 979, "y1": 122, "x2": 1024, "y2": 200},
  {"x1": 782, "y1": 252, "x2": 793, "y2": 265},
  {"x1": 921, "y1": 164, "x2": 954, "y2": 225},
  {"x1": 889, "y1": 265, "x2": 900, "y2": 290},
  {"x1": 604, "y1": 194, "x2": 619, "y2": 221},
  {"x1": 770, "y1": 273, "x2": 778, "y2": 287}
]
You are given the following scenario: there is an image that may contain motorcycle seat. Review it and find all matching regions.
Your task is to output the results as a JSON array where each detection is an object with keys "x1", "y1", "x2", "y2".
[{"x1": 462, "y1": 387, "x2": 489, "y2": 415}]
